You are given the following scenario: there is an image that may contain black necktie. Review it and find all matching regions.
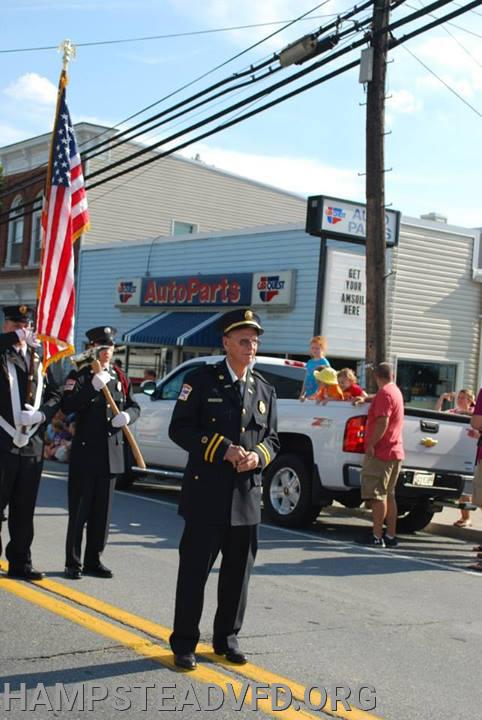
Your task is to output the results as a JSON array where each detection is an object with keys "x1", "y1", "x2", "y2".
[{"x1": 235, "y1": 379, "x2": 245, "y2": 400}]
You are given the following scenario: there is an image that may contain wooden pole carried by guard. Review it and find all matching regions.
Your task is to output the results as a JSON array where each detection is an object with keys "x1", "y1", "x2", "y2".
[{"x1": 91, "y1": 359, "x2": 146, "y2": 471}]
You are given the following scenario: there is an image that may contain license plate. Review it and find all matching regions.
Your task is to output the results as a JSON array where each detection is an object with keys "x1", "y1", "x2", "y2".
[{"x1": 412, "y1": 472, "x2": 435, "y2": 487}]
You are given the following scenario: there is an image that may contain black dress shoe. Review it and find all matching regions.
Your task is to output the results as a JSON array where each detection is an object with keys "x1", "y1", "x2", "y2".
[
  {"x1": 7, "y1": 565, "x2": 45, "y2": 581},
  {"x1": 214, "y1": 648, "x2": 248, "y2": 665},
  {"x1": 174, "y1": 653, "x2": 197, "y2": 670},
  {"x1": 64, "y1": 566, "x2": 82, "y2": 580},
  {"x1": 83, "y1": 563, "x2": 113, "y2": 578}
]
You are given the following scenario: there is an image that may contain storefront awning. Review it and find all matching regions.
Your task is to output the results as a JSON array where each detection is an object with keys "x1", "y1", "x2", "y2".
[{"x1": 123, "y1": 311, "x2": 223, "y2": 347}]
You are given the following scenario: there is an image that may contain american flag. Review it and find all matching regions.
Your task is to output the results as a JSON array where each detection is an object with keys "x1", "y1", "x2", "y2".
[{"x1": 37, "y1": 72, "x2": 90, "y2": 370}]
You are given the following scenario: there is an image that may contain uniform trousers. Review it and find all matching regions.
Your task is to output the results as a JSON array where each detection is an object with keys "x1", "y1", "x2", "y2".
[
  {"x1": 170, "y1": 521, "x2": 258, "y2": 655},
  {"x1": 65, "y1": 471, "x2": 116, "y2": 569},
  {"x1": 0, "y1": 452, "x2": 42, "y2": 568}
]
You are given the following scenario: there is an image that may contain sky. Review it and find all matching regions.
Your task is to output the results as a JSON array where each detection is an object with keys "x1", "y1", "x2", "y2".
[{"x1": 1, "y1": 0, "x2": 481, "y2": 227}]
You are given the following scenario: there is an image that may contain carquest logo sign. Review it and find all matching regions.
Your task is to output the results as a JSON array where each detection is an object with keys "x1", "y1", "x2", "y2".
[
  {"x1": 325, "y1": 206, "x2": 346, "y2": 225},
  {"x1": 257, "y1": 275, "x2": 285, "y2": 303},
  {"x1": 251, "y1": 271, "x2": 295, "y2": 308}
]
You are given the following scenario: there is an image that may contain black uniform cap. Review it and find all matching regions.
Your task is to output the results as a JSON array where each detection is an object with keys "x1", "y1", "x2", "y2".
[
  {"x1": 3, "y1": 305, "x2": 35, "y2": 323},
  {"x1": 219, "y1": 309, "x2": 264, "y2": 336},
  {"x1": 86, "y1": 326, "x2": 117, "y2": 346}
]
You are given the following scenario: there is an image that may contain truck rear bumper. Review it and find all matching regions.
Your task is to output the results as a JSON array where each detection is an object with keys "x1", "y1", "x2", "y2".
[{"x1": 343, "y1": 464, "x2": 468, "y2": 498}]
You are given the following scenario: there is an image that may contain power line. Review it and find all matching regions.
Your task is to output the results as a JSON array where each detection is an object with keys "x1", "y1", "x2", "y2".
[
  {"x1": 83, "y1": 0, "x2": 458, "y2": 185},
  {"x1": 0, "y1": 0, "x2": 373, "y2": 202},
  {"x1": 401, "y1": 44, "x2": 482, "y2": 115},
  {"x1": 1, "y1": 0, "x2": 475, "y2": 224},
  {"x1": 0, "y1": 11, "x2": 348, "y2": 54},
  {"x1": 417, "y1": 0, "x2": 482, "y2": 68},
  {"x1": 88, "y1": 0, "x2": 475, "y2": 193},
  {"x1": 0, "y1": 0, "x2": 338, "y2": 199}
]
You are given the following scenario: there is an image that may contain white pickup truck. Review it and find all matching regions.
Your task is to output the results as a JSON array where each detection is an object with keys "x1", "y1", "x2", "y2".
[{"x1": 123, "y1": 355, "x2": 475, "y2": 532}]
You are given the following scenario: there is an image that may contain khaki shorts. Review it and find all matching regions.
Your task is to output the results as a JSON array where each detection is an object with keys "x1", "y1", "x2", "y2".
[
  {"x1": 361, "y1": 455, "x2": 403, "y2": 500},
  {"x1": 472, "y1": 462, "x2": 482, "y2": 507}
]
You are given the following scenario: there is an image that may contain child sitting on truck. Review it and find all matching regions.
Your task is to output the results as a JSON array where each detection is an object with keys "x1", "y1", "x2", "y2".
[
  {"x1": 313, "y1": 367, "x2": 344, "y2": 403},
  {"x1": 299, "y1": 336, "x2": 330, "y2": 400},
  {"x1": 337, "y1": 368, "x2": 367, "y2": 401}
]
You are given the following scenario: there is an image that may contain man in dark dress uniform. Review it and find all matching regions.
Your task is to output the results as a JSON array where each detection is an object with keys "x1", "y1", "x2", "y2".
[
  {"x1": 168, "y1": 309, "x2": 279, "y2": 670},
  {"x1": 62, "y1": 326, "x2": 140, "y2": 580},
  {"x1": 0, "y1": 305, "x2": 61, "y2": 579}
]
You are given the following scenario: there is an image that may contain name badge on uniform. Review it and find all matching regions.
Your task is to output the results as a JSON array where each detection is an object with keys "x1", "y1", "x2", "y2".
[
  {"x1": 258, "y1": 400, "x2": 266, "y2": 414},
  {"x1": 208, "y1": 398, "x2": 223, "y2": 403}
]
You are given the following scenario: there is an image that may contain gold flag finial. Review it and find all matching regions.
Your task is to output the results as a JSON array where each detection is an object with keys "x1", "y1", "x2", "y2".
[{"x1": 58, "y1": 39, "x2": 76, "y2": 71}]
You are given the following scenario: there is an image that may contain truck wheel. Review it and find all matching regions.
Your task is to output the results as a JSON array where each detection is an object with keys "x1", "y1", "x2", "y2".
[
  {"x1": 396, "y1": 505, "x2": 434, "y2": 533},
  {"x1": 263, "y1": 454, "x2": 320, "y2": 527}
]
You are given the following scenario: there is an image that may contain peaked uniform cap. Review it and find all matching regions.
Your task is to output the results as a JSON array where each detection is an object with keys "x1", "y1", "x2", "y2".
[
  {"x1": 2, "y1": 305, "x2": 35, "y2": 322},
  {"x1": 86, "y1": 326, "x2": 117, "y2": 346},
  {"x1": 219, "y1": 309, "x2": 264, "y2": 336}
]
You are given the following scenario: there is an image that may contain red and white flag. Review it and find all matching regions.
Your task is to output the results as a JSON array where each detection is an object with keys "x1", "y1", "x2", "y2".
[{"x1": 37, "y1": 70, "x2": 89, "y2": 370}]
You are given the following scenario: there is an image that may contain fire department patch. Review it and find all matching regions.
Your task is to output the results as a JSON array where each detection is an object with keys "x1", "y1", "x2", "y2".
[{"x1": 178, "y1": 383, "x2": 193, "y2": 401}]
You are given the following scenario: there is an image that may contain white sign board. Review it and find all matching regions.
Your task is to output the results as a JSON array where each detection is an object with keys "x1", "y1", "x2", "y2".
[
  {"x1": 251, "y1": 271, "x2": 295, "y2": 307},
  {"x1": 321, "y1": 250, "x2": 366, "y2": 357},
  {"x1": 320, "y1": 196, "x2": 398, "y2": 246},
  {"x1": 114, "y1": 278, "x2": 142, "y2": 307}
]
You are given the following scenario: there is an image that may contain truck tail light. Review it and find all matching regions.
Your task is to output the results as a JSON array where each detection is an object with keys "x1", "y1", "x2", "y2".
[{"x1": 343, "y1": 416, "x2": 366, "y2": 453}]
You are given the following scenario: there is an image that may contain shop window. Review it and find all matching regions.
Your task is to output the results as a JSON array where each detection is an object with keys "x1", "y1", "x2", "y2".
[
  {"x1": 172, "y1": 220, "x2": 198, "y2": 236},
  {"x1": 29, "y1": 193, "x2": 43, "y2": 266},
  {"x1": 6, "y1": 195, "x2": 24, "y2": 267},
  {"x1": 397, "y1": 360, "x2": 457, "y2": 410}
]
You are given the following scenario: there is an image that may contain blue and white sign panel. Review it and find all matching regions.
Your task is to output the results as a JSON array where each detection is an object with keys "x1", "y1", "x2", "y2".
[{"x1": 320, "y1": 196, "x2": 399, "y2": 246}]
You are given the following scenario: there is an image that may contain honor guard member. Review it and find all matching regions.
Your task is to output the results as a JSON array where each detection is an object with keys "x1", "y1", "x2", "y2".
[
  {"x1": 62, "y1": 326, "x2": 140, "y2": 580},
  {"x1": 0, "y1": 305, "x2": 61, "y2": 579},
  {"x1": 168, "y1": 309, "x2": 279, "y2": 670}
]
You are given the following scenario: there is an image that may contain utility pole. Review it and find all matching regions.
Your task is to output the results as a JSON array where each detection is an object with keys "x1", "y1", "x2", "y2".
[{"x1": 365, "y1": 0, "x2": 390, "y2": 389}]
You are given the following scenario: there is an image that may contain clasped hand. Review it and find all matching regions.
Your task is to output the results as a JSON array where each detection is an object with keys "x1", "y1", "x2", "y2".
[{"x1": 224, "y1": 445, "x2": 259, "y2": 472}]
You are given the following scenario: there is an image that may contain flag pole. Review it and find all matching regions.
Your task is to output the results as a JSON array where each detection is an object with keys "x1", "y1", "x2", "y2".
[{"x1": 27, "y1": 40, "x2": 76, "y2": 402}]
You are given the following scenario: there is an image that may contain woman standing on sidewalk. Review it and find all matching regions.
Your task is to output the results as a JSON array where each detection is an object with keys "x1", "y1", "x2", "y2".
[{"x1": 435, "y1": 389, "x2": 475, "y2": 528}]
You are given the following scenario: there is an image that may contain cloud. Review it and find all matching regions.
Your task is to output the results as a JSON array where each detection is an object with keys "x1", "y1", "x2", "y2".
[
  {"x1": 178, "y1": 141, "x2": 364, "y2": 198},
  {"x1": 4, "y1": 73, "x2": 57, "y2": 106},
  {"x1": 389, "y1": 89, "x2": 423, "y2": 115},
  {"x1": 168, "y1": 0, "x2": 340, "y2": 50},
  {"x1": 0, "y1": 124, "x2": 32, "y2": 146}
]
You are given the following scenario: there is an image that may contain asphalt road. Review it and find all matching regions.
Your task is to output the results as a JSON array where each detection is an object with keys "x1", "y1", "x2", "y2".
[{"x1": 1, "y1": 465, "x2": 481, "y2": 720}]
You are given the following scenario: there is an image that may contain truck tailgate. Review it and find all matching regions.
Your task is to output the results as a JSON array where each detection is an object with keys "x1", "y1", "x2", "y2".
[{"x1": 403, "y1": 410, "x2": 476, "y2": 475}]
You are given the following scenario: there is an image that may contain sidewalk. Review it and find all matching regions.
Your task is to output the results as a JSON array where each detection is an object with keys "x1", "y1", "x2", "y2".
[{"x1": 426, "y1": 503, "x2": 482, "y2": 542}]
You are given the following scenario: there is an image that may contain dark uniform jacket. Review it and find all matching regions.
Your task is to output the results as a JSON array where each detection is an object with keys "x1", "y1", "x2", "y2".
[
  {"x1": 62, "y1": 364, "x2": 140, "y2": 475},
  {"x1": 0, "y1": 332, "x2": 61, "y2": 458},
  {"x1": 169, "y1": 360, "x2": 279, "y2": 526}
]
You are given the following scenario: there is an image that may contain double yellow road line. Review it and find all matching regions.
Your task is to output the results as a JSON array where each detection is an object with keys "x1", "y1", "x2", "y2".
[{"x1": 0, "y1": 563, "x2": 382, "y2": 720}]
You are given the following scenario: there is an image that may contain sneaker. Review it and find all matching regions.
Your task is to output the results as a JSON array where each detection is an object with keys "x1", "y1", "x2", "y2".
[
  {"x1": 367, "y1": 535, "x2": 385, "y2": 547},
  {"x1": 383, "y1": 535, "x2": 398, "y2": 548}
]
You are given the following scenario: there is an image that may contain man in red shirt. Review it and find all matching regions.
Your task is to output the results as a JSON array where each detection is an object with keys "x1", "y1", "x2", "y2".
[{"x1": 358, "y1": 363, "x2": 404, "y2": 547}]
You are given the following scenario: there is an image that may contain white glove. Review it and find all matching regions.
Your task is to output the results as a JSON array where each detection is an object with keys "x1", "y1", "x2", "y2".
[
  {"x1": 111, "y1": 411, "x2": 130, "y2": 428},
  {"x1": 15, "y1": 328, "x2": 40, "y2": 348},
  {"x1": 91, "y1": 370, "x2": 111, "y2": 391},
  {"x1": 20, "y1": 403, "x2": 45, "y2": 426}
]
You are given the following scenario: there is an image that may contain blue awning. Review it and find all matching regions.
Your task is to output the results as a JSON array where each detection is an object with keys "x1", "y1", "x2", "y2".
[{"x1": 123, "y1": 311, "x2": 223, "y2": 347}]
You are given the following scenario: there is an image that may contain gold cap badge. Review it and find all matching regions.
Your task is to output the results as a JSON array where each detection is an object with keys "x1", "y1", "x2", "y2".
[
  {"x1": 19, "y1": 305, "x2": 28, "y2": 315},
  {"x1": 245, "y1": 310, "x2": 253, "y2": 320}
]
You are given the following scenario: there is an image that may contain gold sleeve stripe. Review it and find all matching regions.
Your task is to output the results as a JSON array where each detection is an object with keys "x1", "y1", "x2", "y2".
[
  {"x1": 259, "y1": 443, "x2": 271, "y2": 462},
  {"x1": 204, "y1": 433, "x2": 219, "y2": 462},
  {"x1": 209, "y1": 434, "x2": 224, "y2": 463},
  {"x1": 256, "y1": 443, "x2": 270, "y2": 466}
]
